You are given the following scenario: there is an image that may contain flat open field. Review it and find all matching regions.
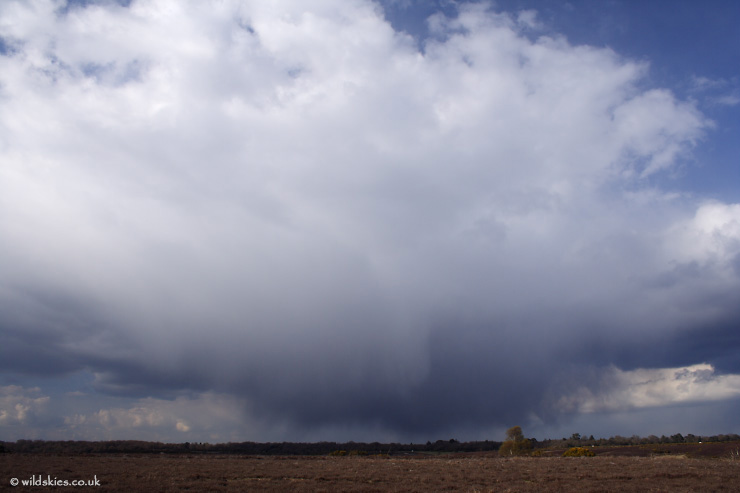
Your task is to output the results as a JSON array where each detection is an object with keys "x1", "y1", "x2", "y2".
[{"x1": 2, "y1": 452, "x2": 740, "y2": 492}]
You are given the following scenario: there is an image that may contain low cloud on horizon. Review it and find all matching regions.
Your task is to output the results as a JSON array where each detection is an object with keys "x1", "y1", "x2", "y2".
[{"x1": 1, "y1": 0, "x2": 739, "y2": 443}]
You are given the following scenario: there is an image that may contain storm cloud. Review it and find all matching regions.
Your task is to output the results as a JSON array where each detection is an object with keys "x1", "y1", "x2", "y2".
[{"x1": 1, "y1": 0, "x2": 739, "y2": 442}]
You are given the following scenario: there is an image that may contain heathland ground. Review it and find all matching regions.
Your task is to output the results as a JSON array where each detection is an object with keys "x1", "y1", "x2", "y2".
[{"x1": 2, "y1": 442, "x2": 740, "y2": 491}]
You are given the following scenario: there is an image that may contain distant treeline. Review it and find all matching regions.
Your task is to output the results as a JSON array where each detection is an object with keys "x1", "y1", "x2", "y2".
[
  {"x1": 539, "y1": 433, "x2": 740, "y2": 449},
  {"x1": 0, "y1": 438, "x2": 498, "y2": 455},
  {"x1": 2, "y1": 433, "x2": 738, "y2": 455}
]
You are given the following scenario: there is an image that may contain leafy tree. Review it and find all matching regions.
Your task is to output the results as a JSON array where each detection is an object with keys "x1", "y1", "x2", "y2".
[
  {"x1": 507, "y1": 426, "x2": 524, "y2": 442},
  {"x1": 499, "y1": 426, "x2": 532, "y2": 457},
  {"x1": 671, "y1": 433, "x2": 685, "y2": 443}
]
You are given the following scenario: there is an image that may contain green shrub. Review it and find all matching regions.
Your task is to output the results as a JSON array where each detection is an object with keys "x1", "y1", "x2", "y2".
[
  {"x1": 329, "y1": 450, "x2": 347, "y2": 456},
  {"x1": 563, "y1": 447, "x2": 595, "y2": 457}
]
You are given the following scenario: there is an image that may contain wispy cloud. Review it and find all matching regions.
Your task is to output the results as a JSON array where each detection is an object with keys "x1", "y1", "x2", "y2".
[
  {"x1": 61, "y1": 393, "x2": 251, "y2": 442},
  {"x1": 690, "y1": 75, "x2": 740, "y2": 107}
]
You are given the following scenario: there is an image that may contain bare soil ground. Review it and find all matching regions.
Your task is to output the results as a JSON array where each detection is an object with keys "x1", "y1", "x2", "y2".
[{"x1": 3, "y1": 451, "x2": 740, "y2": 492}]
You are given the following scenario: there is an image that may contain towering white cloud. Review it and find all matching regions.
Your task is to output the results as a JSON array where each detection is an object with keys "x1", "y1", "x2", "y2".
[{"x1": 0, "y1": 0, "x2": 737, "y2": 440}]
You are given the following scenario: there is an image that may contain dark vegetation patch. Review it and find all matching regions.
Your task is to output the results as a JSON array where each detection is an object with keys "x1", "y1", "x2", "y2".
[{"x1": 3, "y1": 432, "x2": 738, "y2": 456}]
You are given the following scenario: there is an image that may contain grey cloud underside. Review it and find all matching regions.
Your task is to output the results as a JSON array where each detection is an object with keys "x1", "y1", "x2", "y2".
[
  {"x1": 6, "y1": 280, "x2": 739, "y2": 435},
  {"x1": 1, "y1": 0, "x2": 739, "y2": 439}
]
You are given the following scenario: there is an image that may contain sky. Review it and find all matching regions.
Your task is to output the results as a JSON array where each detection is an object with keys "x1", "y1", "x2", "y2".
[{"x1": 0, "y1": 0, "x2": 739, "y2": 444}]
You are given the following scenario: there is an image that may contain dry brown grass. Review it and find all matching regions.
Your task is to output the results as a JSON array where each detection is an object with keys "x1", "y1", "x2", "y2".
[{"x1": 2, "y1": 453, "x2": 740, "y2": 492}]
